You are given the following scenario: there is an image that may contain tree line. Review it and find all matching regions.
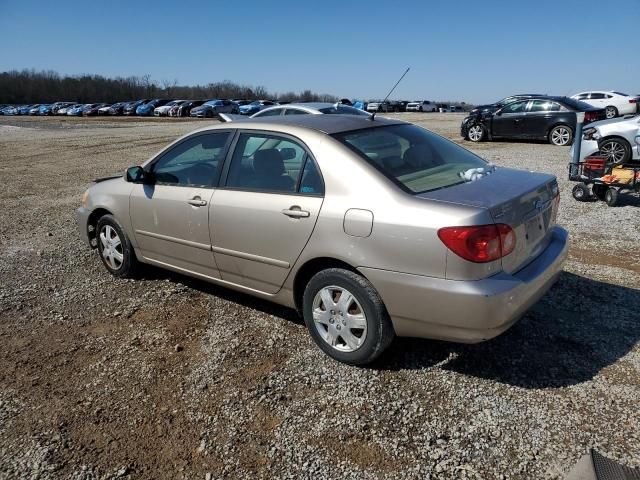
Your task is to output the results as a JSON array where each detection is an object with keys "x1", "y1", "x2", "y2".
[{"x1": 0, "y1": 69, "x2": 339, "y2": 104}]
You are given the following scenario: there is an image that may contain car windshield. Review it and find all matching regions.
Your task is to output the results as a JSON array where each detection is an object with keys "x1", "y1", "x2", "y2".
[
  {"x1": 249, "y1": 101, "x2": 261, "y2": 106},
  {"x1": 612, "y1": 91, "x2": 628, "y2": 96},
  {"x1": 318, "y1": 105, "x2": 370, "y2": 116},
  {"x1": 333, "y1": 124, "x2": 487, "y2": 194}
]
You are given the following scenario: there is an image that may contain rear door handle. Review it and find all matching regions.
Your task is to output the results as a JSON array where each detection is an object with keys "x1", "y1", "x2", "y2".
[
  {"x1": 188, "y1": 197, "x2": 207, "y2": 207},
  {"x1": 282, "y1": 206, "x2": 310, "y2": 218}
]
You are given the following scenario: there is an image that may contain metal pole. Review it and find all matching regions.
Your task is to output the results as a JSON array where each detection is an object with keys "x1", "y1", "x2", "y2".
[{"x1": 569, "y1": 112, "x2": 585, "y2": 180}]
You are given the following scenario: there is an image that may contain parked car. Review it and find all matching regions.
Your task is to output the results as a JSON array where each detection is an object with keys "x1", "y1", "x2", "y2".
[
  {"x1": 77, "y1": 114, "x2": 567, "y2": 365},
  {"x1": 107, "y1": 102, "x2": 129, "y2": 115},
  {"x1": 448, "y1": 106, "x2": 465, "y2": 113},
  {"x1": 123, "y1": 99, "x2": 149, "y2": 116},
  {"x1": 57, "y1": 104, "x2": 81, "y2": 115},
  {"x1": 98, "y1": 103, "x2": 119, "y2": 115},
  {"x1": 469, "y1": 94, "x2": 544, "y2": 115},
  {"x1": 136, "y1": 99, "x2": 172, "y2": 116},
  {"x1": 38, "y1": 104, "x2": 54, "y2": 115},
  {"x1": 169, "y1": 100, "x2": 205, "y2": 117},
  {"x1": 571, "y1": 91, "x2": 638, "y2": 119},
  {"x1": 406, "y1": 100, "x2": 438, "y2": 112},
  {"x1": 232, "y1": 99, "x2": 252, "y2": 107},
  {"x1": 1, "y1": 105, "x2": 19, "y2": 115},
  {"x1": 190, "y1": 99, "x2": 240, "y2": 118},
  {"x1": 28, "y1": 105, "x2": 42, "y2": 115},
  {"x1": 461, "y1": 96, "x2": 606, "y2": 146},
  {"x1": 572, "y1": 114, "x2": 640, "y2": 164},
  {"x1": 52, "y1": 102, "x2": 75, "y2": 114},
  {"x1": 154, "y1": 100, "x2": 186, "y2": 117},
  {"x1": 366, "y1": 101, "x2": 398, "y2": 113},
  {"x1": 238, "y1": 100, "x2": 276, "y2": 116},
  {"x1": 83, "y1": 104, "x2": 109, "y2": 116},
  {"x1": 67, "y1": 104, "x2": 93, "y2": 116},
  {"x1": 18, "y1": 105, "x2": 36, "y2": 115},
  {"x1": 234, "y1": 102, "x2": 371, "y2": 120}
]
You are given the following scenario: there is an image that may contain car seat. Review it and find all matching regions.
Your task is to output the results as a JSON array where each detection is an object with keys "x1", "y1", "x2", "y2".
[{"x1": 249, "y1": 149, "x2": 295, "y2": 192}]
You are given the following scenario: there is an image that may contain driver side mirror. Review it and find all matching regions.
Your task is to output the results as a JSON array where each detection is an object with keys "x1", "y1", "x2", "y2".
[{"x1": 125, "y1": 166, "x2": 147, "y2": 183}]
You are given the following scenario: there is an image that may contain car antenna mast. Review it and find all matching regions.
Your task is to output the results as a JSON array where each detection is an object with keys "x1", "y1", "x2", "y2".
[{"x1": 371, "y1": 67, "x2": 410, "y2": 121}]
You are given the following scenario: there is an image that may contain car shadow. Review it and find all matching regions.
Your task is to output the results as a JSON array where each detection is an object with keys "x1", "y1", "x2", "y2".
[
  {"x1": 138, "y1": 264, "x2": 303, "y2": 325},
  {"x1": 374, "y1": 272, "x2": 640, "y2": 388}
]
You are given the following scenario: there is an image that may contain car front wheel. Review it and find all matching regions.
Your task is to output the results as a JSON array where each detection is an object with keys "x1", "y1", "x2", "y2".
[
  {"x1": 467, "y1": 124, "x2": 485, "y2": 142},
  {"x1": 303, "y1": 268, "x2": 394, "y2": 365},
  {"x1": 605, "y1": 106, "x2": 618, "y2": 119},
  {"x1": 96, "y1": 215, "x2": 139, "y2": 278},
  {"x1": 549, "y1": 125, "x2": 573, "y2": 146},
  {"x1": 599, "y1": 138, "x2": 631, "y2": 164}
]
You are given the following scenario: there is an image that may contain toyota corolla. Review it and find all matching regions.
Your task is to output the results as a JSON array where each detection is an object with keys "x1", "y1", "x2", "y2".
[{"x1": 77, "y1": 115, "x2": 568, "y2": 365}]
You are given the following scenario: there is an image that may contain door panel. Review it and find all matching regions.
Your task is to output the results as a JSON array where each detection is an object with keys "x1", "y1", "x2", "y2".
[
  {"x1": 525, "y1": 100, "x2": 562, "y2": 138},
  {"x1": 130, "y1": 185, "x2": 218, "y2": 278},
  {"x1": 492, "y1": 100, "x2": 528, "y2": 137},
  {"x1": 210, "y1": 191, "x2": 322, "y2": 293}
]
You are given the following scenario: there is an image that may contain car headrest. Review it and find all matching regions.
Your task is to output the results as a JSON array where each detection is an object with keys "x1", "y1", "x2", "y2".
[{"x1": 253, "y1": 149, "x2": 285, "y2": 177}]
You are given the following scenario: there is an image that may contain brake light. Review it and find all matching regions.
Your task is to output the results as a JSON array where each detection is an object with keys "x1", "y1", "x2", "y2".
[
  {"x1": 629, "y1": 99, "x2": 637, "y2": 104},
  {"x1": 437, "y1": 224, "x2": 516, "y2": 263},
  {"x1": 584, "y1": 111, "x2": 599, "y2": 122}
]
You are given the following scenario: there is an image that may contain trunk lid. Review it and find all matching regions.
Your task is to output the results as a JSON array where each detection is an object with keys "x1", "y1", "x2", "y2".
[{"x1": 416, "y1": 167, "x2": 559, "y2": 274}]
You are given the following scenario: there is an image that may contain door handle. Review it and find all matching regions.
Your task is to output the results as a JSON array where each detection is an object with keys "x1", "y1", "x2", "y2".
[
  {"x1": 187, "y1": 197, "x2": 207, "y2": 207},
  {"x1": 282, "y1": 206, "x2": 310, "y2": 218}
]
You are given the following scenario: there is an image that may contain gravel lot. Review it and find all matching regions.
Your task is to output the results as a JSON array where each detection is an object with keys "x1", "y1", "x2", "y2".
[{"x1": 0, "y1": 113, "x2": 638, "y2": 479}]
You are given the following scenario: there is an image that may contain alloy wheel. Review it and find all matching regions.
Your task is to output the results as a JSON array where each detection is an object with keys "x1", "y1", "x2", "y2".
[
  {"x1": 312, "y1": 286, "x2": 367, "y2": 352},
  {"x1": 551, "y1": 127, "x2": 571, "y2": 146},
  {"x1": 599, "y1": 140, "x2": 627, "y2": 163},
  {"x1": 605, "y1": 106, "x2": 617, "y2": 119},
  {"x1": 99, "y1": 225, "x2": 124, "y2": 270},
  {"x1": 468, "y1": 125, "x2": 484, "y2": 142}
]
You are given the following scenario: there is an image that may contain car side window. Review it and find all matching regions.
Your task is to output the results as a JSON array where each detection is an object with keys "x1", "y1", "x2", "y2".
[
  {"x1": 284, "y1": 108, "x2": 308, "y2": 115},
  {"x1": 501, "y1": 101, "x2": 528, "y2": 114},
  {"x1": 528, "y1": 100, "x2": 561, "y2": 112},
  {"x1": 254, "y1": 108, "x2": 282, "y2": 117},
  {"x1": 151, "y1": 133, "x2": 230, "y2": 187},
  {"x1": 589, "y1": 93, "x2": 605, "y2": 100},
  {"x1": 225, "y1": 133, "x2": 308, "y2": 193},
  {"x1": 299, "y1": 157, "x2": 324, "y2": 195}
]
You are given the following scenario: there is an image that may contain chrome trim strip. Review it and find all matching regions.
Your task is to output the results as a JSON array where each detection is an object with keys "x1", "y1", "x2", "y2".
[
  {"x1": 135, "y1": 229, "x2": 211, "y2": 251},
  {"x1": 211, "y1": 246, "x2": 290, "y2": 269}
]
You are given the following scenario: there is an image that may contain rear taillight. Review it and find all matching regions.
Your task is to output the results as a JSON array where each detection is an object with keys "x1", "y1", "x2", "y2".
[
  {"x1": 437, "y1": 224, "x2": 516, "y2": 263},
  {"x1": 584, "y1": 111, "x2": 598, "y2": 122}
]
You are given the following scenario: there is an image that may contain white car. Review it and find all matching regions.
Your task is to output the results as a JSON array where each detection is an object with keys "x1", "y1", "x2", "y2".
[
  {"x1": 571, "y1": 114, "x2": 640, "y2": 164},
  {"x1": 406, "y1": 100, "x2": 437, "y2": 112},
  {"x1": 154, "y1": 100, "x2": 185, "y2": 117},
  {"x1": 571, "y1": 91, "x2": 638, "y2": 119}
]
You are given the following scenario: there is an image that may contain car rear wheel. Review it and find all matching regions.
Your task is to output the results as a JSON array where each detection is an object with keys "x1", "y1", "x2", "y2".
[
  {"x1": 599, "y1": 138, "x2": 631, "y2": 164},
  {"x1": 303, "y1": 268, "x2": 394, "y2": 365},
  {"x1": 96, "y1": 215, "x2": 139, "y2": 278},
  {"x1": 549, "y1": 125, "x2": 573, "y2": 146},
  {"x1": 605, "y1": 106, "x2": 618, "y2": 119},
  {"x1": 467, "y1": 124, "x2": 485, "y2": 142}
]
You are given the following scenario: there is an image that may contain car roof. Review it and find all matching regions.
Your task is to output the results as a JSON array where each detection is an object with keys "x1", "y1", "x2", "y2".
[{"x1": 208, "y1": 113, "x2": 405, "y2": 135}]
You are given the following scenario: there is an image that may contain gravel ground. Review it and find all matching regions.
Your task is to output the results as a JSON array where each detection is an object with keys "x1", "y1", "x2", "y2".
[{"x1": 0, "y1": 113, "x2": 638, "y2": 480}]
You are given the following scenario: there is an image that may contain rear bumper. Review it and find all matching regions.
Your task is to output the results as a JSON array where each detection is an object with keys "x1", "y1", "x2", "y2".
[{"x1": 360, "y1": 226, "x2": 569, "y2": 343}]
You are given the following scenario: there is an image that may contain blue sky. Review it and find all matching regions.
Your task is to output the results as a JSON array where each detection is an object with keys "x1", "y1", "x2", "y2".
[{"x1": 1, "y1": 0, "x2": 639, "y2": 104}]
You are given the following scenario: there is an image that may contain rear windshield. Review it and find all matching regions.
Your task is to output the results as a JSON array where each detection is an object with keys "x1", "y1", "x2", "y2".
[
  {"x1": 558, "y1": 97, "x2": 594, "y2": 111},
  {"x1": 318, "y1": 105, "x2": 370, "y2": 116},
  {"x1": 333, "y1": 124, "x2": 488, "y2": 194},
  {"x1": 613, "y1": 91, "x2": 628, "y2": 96}
]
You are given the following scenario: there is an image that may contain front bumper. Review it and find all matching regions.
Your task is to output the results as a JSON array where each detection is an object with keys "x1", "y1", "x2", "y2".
[
  {"x1": 360, "y1": 226, "x2": 569, "y2": 343},
  {"x1": 76, "y1": 206, "x2": 91, "y2": 247}
]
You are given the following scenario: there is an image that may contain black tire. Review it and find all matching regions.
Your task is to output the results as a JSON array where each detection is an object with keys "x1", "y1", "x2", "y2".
[
  {"x1": 572, "y1": 183, "x2": 590, "y2": 201},
  {"x1": 96, "y1": 214, "x2": 139, "y2": 278},
  {"x1": 598, "y1": 137, "x2": 631, "y2": 165},
  {"x1": 549, "y1": 125, "x2": 574, "y2": 146},
  {"x1": 418, "y1": 106, "x2": 423, "y2": 112},
  {"x1": 592, "y1": 184, "x2": 608, "y2": 201},
  {"x1": 605, "y1": 106, "x2": 618, "y2": 119},
  {"x1": 605, "y1": 187, "x2": 619, "y2": 207},
  {"x1": 466, "y1": 123, "x2": 486, "y2": 142},
  {"x1": 302, "y1": 268, "x2": 395, "y2": 365}
]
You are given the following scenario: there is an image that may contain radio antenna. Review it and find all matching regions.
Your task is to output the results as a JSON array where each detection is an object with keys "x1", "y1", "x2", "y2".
[{"x1": 371, "y1": 67, "x2": 410, "y2": 120}]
